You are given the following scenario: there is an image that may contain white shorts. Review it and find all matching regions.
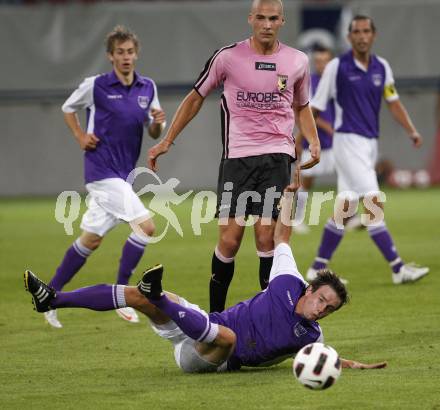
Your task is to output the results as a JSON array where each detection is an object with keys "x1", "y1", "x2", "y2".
[
  {"x1": 80, "y1": 178, "x2": 150, "y2": 237},
  {"x1": 301, "y1": 148, "x2": 335, "y2": 177},
  {"x1": 333, "y1": 132, "x2": 379, "y2": 196},
  {"x1": 150, "y1": 296, "x2": 221, "y2": 373}
]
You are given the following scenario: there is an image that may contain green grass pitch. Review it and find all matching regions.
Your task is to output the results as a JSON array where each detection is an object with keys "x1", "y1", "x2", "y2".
[{"x1": 1, "y1": 189, "x2": 439, "y2": 410}]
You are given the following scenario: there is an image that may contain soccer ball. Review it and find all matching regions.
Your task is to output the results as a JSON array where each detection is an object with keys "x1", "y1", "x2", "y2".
[{"x1": 293, "y1": 343, "x2": 342, "y2": 390}]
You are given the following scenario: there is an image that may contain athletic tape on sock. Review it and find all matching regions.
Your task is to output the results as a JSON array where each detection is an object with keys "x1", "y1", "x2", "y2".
[
  {"x1": 74, "y1": 238, "x2": 93, "y2": 258},
  {"x1": 214, "y1": 246, "x2": 235, "y2": 264},
  {"x1": 257, "y1": 249, "x2": 274, "y2": 258}
]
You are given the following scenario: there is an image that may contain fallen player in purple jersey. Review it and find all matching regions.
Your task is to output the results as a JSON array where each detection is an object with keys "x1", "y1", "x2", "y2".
[{"x1": 24, "y1": 169, "x2": 386, "y2": 373}]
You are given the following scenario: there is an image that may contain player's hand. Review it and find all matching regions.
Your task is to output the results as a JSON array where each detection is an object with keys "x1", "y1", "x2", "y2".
[
  {"x1": 300, "y1": 142, "x2": 320, "y2": 170},
  {"x1": 150, "y1": 108, "x2": 166, "y2": 125},
  {"x1": 409, "y1": 131, "x2": 423, "y2": 148},
  {"x1": 147, "y1": 140, "x2": 171, "y2": 171},
  {"x1": 341, "y1": 359, "x2": 387, "y2": 370},
  {"x1": 284, "y1": 165, "x2": 301, "y2": 193},
  {"x1": 77, "y1": 132, "x2": 100, "y2": 151}
]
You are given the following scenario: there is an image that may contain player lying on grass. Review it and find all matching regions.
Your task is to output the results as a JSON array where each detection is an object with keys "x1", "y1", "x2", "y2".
[{"x1": 24, "y1": 169, "x2": 386, "y2": 373}]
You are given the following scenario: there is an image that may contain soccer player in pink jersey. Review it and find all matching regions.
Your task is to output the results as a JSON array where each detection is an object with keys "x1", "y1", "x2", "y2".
[{"x1": 148, "y1": 0, "x2": 320, "y2": 312}]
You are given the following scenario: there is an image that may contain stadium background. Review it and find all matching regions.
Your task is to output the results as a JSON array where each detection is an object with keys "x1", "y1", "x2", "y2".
[{"x1": 1, "y1": 0, "x2": 439, "y2": 195}]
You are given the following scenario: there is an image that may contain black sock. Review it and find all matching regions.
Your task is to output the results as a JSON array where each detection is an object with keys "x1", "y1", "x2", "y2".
[
  {"x1": 259, "y1": 256, "x2": 273, "y2": 290},
  {"x1": 210, "y1": 252, "x2": 235, "y2": 313}
]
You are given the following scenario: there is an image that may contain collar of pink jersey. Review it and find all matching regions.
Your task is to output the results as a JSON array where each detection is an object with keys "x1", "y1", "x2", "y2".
[{"x1": 247, "y1": 37, "x2": 282, "y2": 57}]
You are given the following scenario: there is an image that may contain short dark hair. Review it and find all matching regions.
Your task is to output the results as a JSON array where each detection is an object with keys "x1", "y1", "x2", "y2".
[
  {"x1": 106, "y1": 25, "x2": 140, "y2": 54},
  {"x1": 308, "y1": 269, "x2": 349, "y2": 309},
  {"x1": 348, "y1": 15, "x2": 376, "y2": 33}
]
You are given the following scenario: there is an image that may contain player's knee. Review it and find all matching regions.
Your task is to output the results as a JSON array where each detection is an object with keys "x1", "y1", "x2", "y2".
[
  {"x1": 215, "y1": 326, "x2": 237, "y2": 350},
  {"x1": 79, "y1": 233, "x2": 102, "y2": 250},
  {"x1": 219, "y1": 234, "x2": 241, "y2": 255},
  {"x1": 140, "y1": 219, "x2": 155, "y2": 237},
  {"x1": 254, "y1": 227, "x2": 274, "y2": 250},
  {"x1": 255, "y1": 235, "x2": 274, "y2": 251}
]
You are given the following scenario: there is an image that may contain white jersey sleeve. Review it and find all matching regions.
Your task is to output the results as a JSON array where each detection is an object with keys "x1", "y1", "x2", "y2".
[
  {"x1": 310, "y1": 58, "x2": 339, "y2": 112},
  {"x1": 269, "y1": 243, "x2": 306, "y2": 284},
  {"x1": 62, "y1": 76, "x2": 97, "y2": 113},
  {"x1": 377, "y1": 56, "x2": 399, "y2": 102},
  {"x1": 315, "y1": 326, "x2": 324, "y2": 343},
  {"x1": 146, "y1": 80, "x2": 166, "y2": 127}
]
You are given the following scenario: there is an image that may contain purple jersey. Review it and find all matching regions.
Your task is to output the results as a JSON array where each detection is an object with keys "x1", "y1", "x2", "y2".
[
  {"x1": 311, "y1": 50, "x2": 398, "y2": 139},
  {"x1": 62, "y1": 71, "x2": 162, "y2": 184},
  {"x1": 302, "y1": 73, "x2": 334, "y2": 150},
  {"x1": 209, "y1": 243, "x2": 322, "y2": 369}
]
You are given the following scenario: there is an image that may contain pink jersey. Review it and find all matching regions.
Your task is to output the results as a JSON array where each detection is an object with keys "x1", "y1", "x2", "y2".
[{"x1": 194, "y1": 39, "x2": 310, "y2": 159}]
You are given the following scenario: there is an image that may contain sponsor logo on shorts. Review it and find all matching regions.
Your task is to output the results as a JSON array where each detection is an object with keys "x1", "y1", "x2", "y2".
[{"x1": 107, "y1": 94, "x2": 123, "y2": 99}]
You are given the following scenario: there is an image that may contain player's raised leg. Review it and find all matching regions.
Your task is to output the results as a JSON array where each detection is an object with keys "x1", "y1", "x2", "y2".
[
  {"x1": 24, "y1": 267, "x2": 236, "y2": 372},
  {"x1": 138, "y1": 265, "x2": 236, "y2": 370}
]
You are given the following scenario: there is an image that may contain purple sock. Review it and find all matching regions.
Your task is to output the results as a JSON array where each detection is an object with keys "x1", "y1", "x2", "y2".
[
  {"x1": 367, "y1": 223, "x2": 403, "y2": 273},
  {"x1": 312, "y1": 219, "x2": 345, "y2": 270},
  {"x1": 51, "y1": 284, "x2": 126, "y2": 311},
  {"x1": 49, "y1": 239, "x2": 93, "y2": 291},
  {"x1": 117, "y1": 233, "x2": 148, "y2": 285},
  {"x1": 151, "y1": 296, "x2": 218, "y2": 343}
]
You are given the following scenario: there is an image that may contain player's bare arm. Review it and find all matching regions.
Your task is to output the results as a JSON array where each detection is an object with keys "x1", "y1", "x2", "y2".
[
  {"x1": 387, "y1": 99, "x2": 423, "y2": 147},
  {"x1": 147, "y1": 89, "x2": 205, "y2": 171},
  {"x1": 315, "y1": 116, "x2": 334, "y2": 137},
  {"x1": 341, "y1": 358, "x2": 387, "y2": 370},
  {"x1": 64, "y1": 112, "x2": 100, "y2": 151},
  {"x1": 294, "y1": 131, "x2": 304, "y2": 159},
  {"x1": 148, "y1": 108, "x2": 166, "y2": 139},
  {"x1": 295, "y1": 116, "x2": 332, "y2": 160},
  {"x1": 295, "y1": 104, "x2": 321, "y2": 169}
]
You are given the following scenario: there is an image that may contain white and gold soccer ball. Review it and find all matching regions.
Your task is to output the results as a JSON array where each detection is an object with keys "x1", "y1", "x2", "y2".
[{"x1": 293, "y1": 342, "x2": 342, "y2": 390}]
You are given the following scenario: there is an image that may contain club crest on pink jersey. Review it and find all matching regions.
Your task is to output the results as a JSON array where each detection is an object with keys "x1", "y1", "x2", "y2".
[{"x1": 277, "y1": 75, "x2": 288, "y2": 92}]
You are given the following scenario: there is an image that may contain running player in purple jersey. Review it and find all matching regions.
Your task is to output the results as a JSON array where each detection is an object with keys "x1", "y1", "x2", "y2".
[
  {"x1": 24, "y1": 168, "x2": 386, "y2": 373},
  {"x1": 306, "y1": 16, "x2": 429, "y2": 284},
  {"x1": 147, "y1": 0, "x2": 321, "y2": 313},
  {"x1": 44, "y1": 26, "x2": 166, "y2": 328}
]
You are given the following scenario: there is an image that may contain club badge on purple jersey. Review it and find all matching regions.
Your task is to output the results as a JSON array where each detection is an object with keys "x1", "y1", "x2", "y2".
[
  {"x1": 294, "y1": 322, "x2": 308, "y2": 337},
  {"x1": 372, "y1": 73, "x2": 383, "y2": 87},
  {"x1": 138, "y1": 95, "x2": 150, "y2": 109}
]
